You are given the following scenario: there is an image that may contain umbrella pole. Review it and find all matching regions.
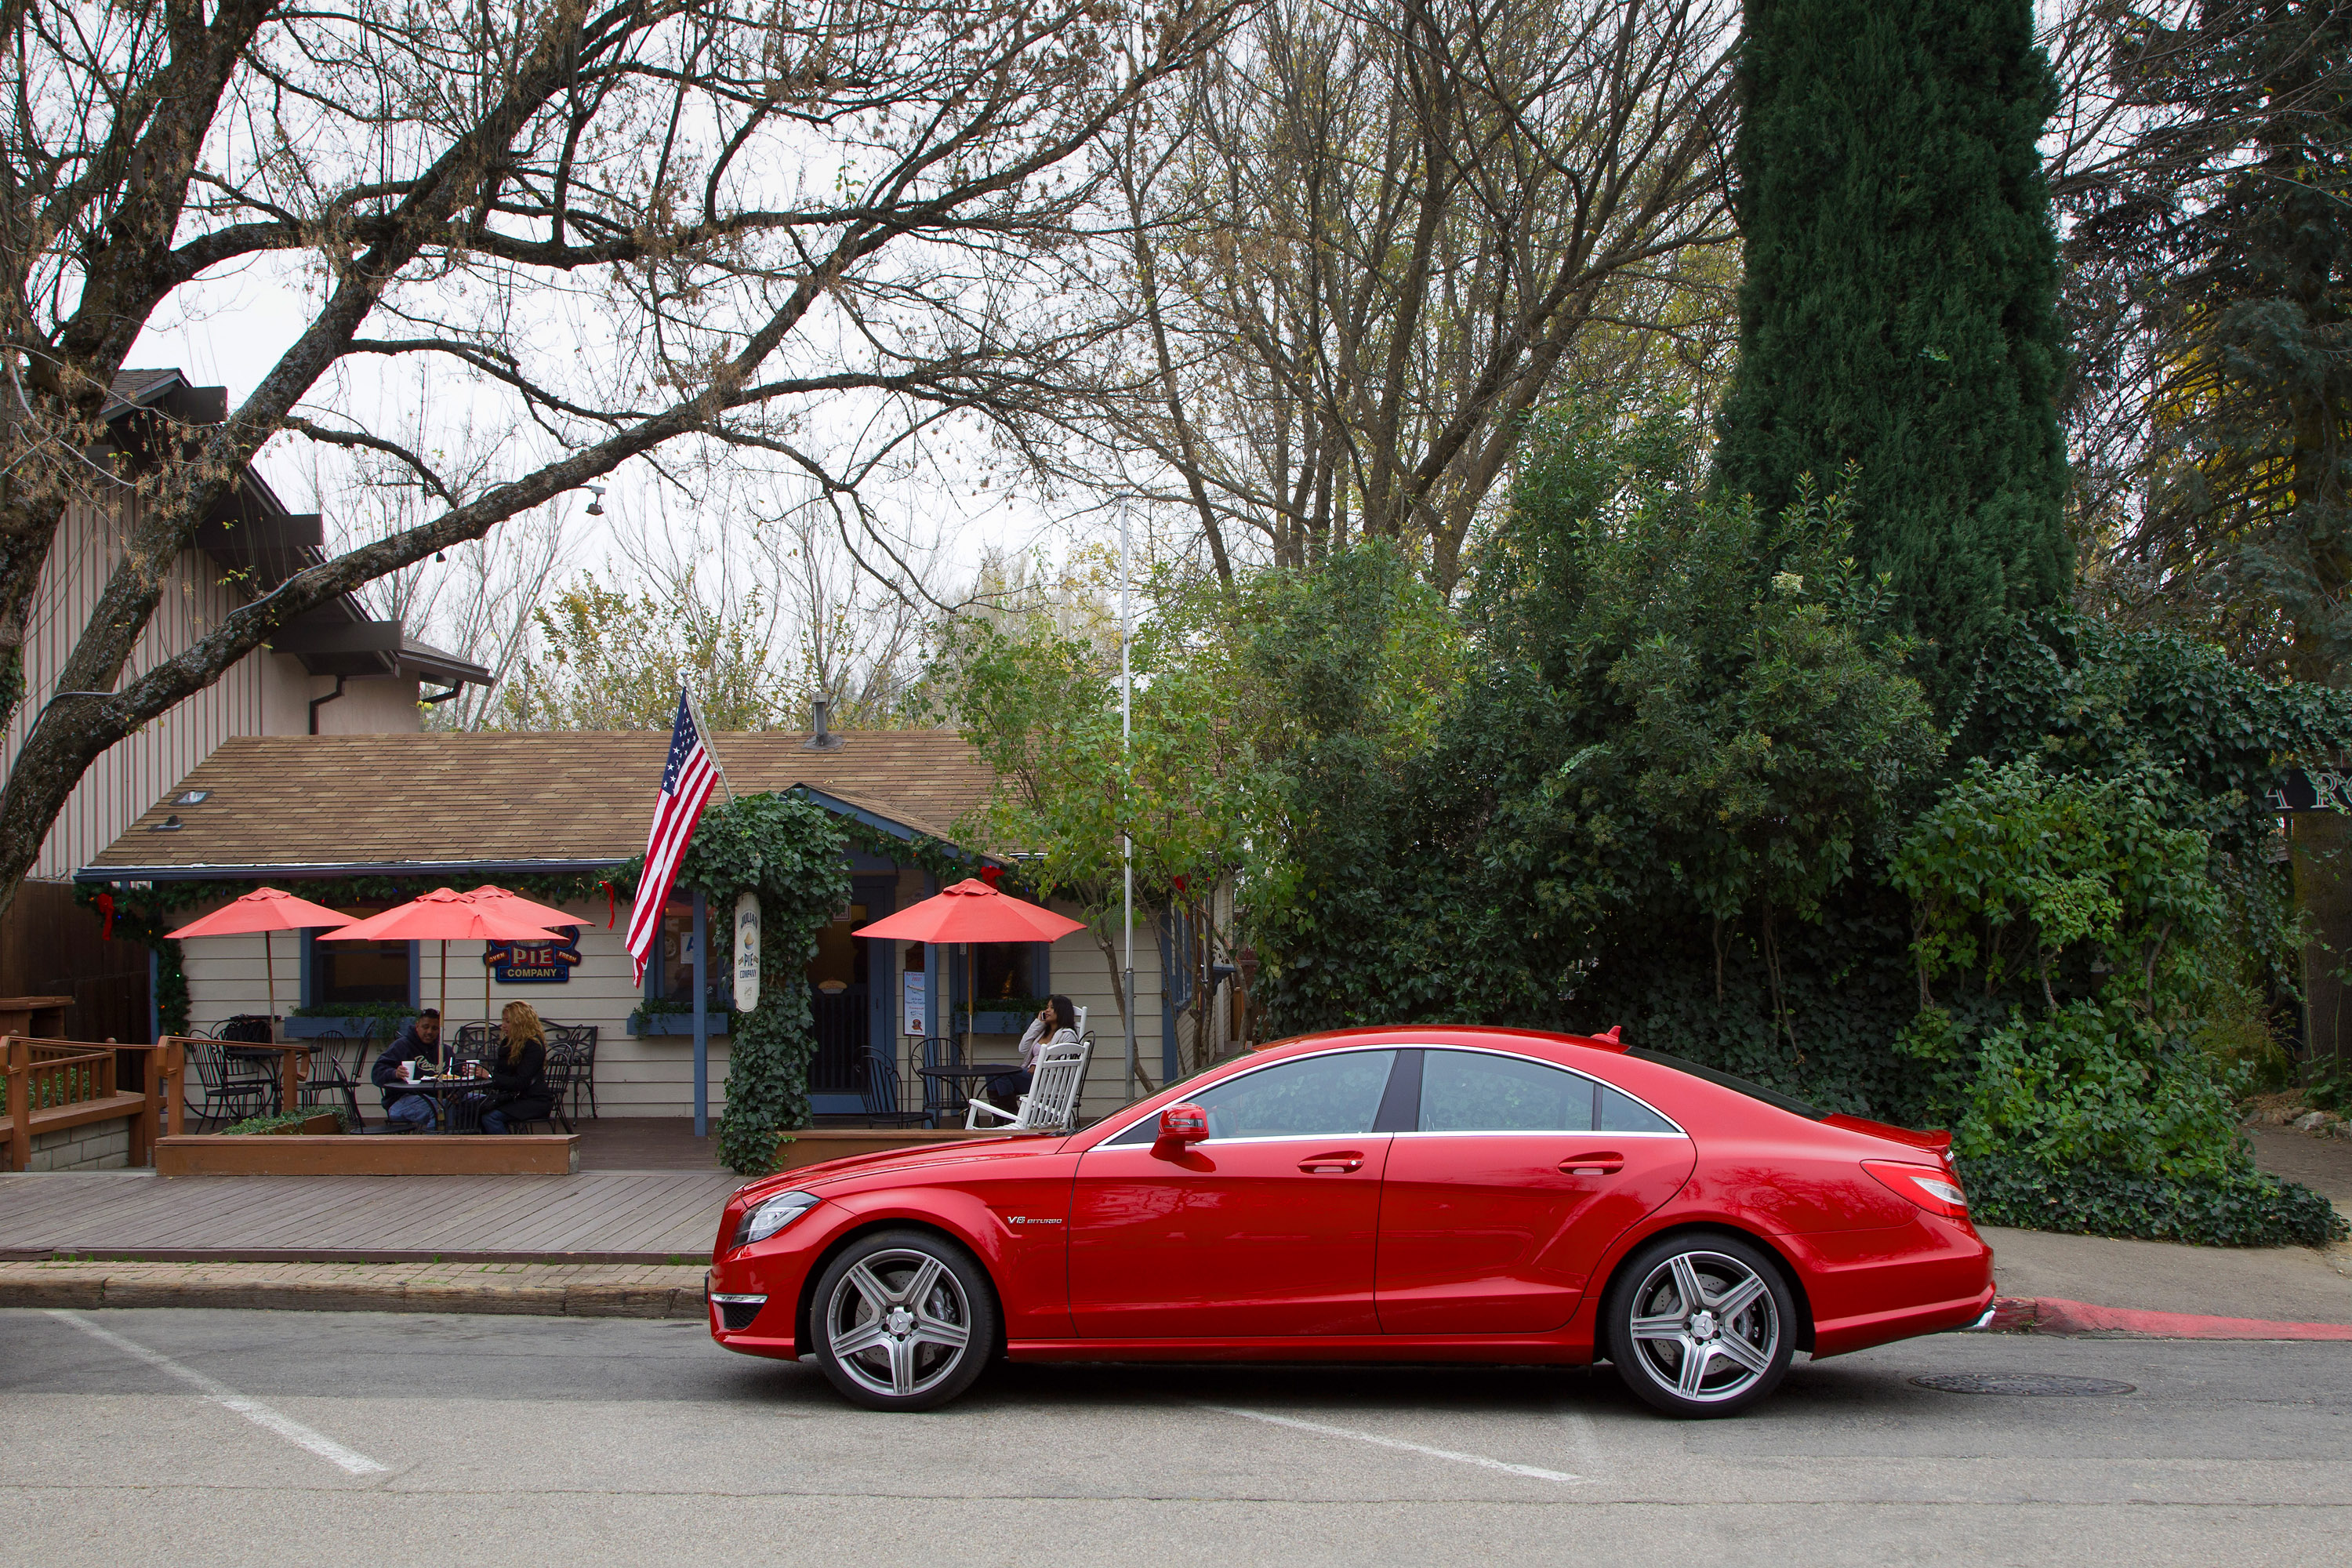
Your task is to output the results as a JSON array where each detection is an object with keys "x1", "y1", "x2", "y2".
[
  {"x1": 439, "y1": 939, "x2": 449, "y2": 1073},
  {"x1": 485, "y1": 941, "x2": 492, "y2": 1040},
  {"x1": 264, "y1": 931, "x2": 276, "y2": 1044},
  {"x1": 966, "y1": 943, "x2": 975, "y2": 1049}
]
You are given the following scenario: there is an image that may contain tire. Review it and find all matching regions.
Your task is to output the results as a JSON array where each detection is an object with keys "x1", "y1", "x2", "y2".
[
  {"x1": 808, "y1": 1229, "x2": 998, "y2": 1412},
  {"x1": 1602, "y1": 1232, "x2": 1795, "y2": 1418}
]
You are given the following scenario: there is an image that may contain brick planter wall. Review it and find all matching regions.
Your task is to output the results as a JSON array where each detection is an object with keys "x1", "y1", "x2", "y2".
[{"x1": 21, "y1": 1114, "x2": 135, "y2": 1172}]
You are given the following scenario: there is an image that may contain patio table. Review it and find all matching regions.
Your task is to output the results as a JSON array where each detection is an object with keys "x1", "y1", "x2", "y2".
[{"x1": 382, "y1": 1073, "x2": 492, "y2": 1133}]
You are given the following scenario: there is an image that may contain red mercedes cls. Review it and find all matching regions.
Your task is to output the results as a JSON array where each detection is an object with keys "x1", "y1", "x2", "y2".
[{"x1": 707, "y1": 1027, "x2": 1994, "y2": 1417}]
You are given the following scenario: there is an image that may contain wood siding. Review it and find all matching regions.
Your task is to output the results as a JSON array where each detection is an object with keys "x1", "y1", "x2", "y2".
[{"x1": 4, "y1": 492, "x2": 297, "y2": 882}]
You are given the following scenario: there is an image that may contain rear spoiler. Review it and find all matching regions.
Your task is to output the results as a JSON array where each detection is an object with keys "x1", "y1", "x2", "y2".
[{"x1": 1824, "y1": 1114, "x2": 1954, "y2": 1156}]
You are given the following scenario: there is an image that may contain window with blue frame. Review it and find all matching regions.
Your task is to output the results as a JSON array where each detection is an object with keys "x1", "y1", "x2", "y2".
[
  {"x1": 644, "y1": 899, "x2": 731, "y2": 1013},
  {"x1": 971, "y1": 942, "x2": 1047, "y2": 1009},
  {"x1": 302, "y1": 903, "x2": 413, "y2": 1008}
]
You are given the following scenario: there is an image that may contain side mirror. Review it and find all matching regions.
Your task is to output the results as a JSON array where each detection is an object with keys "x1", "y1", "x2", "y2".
[{"x1": 1153, "y1": 1102, "x2": 1209, "y2": 1152}]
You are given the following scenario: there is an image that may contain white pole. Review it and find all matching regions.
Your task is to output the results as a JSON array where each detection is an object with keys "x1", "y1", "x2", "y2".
[{"x1": 1120, "y1": 498, "x2": 1136, "y2": 1101}]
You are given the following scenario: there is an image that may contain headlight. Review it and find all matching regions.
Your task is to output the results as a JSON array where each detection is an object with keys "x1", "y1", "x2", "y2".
[{"x1": 736, "y1": 1189, "x2": 819, "y2": 1247}]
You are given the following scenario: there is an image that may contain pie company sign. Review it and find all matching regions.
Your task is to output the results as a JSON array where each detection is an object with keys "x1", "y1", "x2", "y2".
[{"x1": 487, "y1": 926, "x2": 583, "y2": 982}]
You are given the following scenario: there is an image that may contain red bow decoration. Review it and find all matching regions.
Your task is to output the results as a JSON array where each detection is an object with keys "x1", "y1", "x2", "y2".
[
  {"x1": 599, "y1": 880, "x2": 617, "y2": 929},
  {"x1": 96, "y1": 891, "x2": 115, "y2": 942},
  {"x1": 979, "y1": 864, "x2": 1004, "y2": 888}
]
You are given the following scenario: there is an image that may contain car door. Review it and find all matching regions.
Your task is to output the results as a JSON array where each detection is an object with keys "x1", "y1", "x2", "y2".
[
  {"x1": 1375, "y1": 1048, "x2": 1696, "y2": 1335},
  {"x1": 1069, "y1": 1048, "x2": 1402, "y2": 1338}
]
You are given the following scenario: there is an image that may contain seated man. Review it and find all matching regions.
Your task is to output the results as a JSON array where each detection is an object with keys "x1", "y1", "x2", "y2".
[{"x1": 368, "y1": 1009, "x2": 444, "y2": 1131}]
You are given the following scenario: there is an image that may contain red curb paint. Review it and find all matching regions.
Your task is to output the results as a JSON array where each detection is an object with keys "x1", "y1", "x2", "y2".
[{"x1": 1994, "y1": 1294, "x2": 2352, "y2": 1341}]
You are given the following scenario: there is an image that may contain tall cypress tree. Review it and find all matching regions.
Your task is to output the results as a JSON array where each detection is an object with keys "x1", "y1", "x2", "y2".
[{"x1": 1715, "y1": 0, "x2": 2071, "y2": 682}]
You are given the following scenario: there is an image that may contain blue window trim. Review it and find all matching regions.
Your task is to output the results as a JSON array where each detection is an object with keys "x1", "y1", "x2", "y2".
[{"x1": 298, "y1": 922, "x2": 419, "y2": 1010}]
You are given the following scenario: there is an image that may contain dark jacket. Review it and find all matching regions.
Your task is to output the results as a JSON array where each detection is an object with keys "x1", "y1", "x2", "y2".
[
  {"x1": 484, "y1": 1039, "x2": 549, "y2": 1107},
  {"x1": 370, "y1": 1024, "x2": 441, "y2": 1109}
]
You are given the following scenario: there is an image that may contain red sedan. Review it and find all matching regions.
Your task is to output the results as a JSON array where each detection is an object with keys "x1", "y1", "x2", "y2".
[{"x1": 707, "y1": 1027, "x2": 1993, "y2": 1417}]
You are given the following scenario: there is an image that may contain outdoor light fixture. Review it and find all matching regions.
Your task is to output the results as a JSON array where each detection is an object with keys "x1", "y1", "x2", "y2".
[{"x1": 585, "y1": 485, "x2": 607, "y2": 517}]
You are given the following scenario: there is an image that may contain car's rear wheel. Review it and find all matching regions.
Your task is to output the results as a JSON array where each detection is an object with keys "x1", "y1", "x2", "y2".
[
  {"x1": 809, "y1": 1229, "x2": 997, "y2": 1411},
  {"x1": 1604, "y1": 1232, "x2": 1794, "y2": 1418}
]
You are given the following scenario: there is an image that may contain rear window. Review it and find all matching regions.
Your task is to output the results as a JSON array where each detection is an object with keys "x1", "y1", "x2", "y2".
[{"x1": 1627, "y1": 1047, "x2": 1827, "y2": 1121}]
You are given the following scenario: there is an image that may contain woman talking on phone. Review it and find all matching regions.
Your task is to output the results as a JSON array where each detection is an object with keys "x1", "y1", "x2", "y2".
[{"x1": 985, "y1": 993, "x2": 1078, "y2": 1105}]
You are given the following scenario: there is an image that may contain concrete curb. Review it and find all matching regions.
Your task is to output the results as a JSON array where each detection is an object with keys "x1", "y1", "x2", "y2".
[
  {"x1": 1988, "y1": 1294, "x2": 2352, "y2": 1341},
  {"x1": 0, "y1": 1273, "x2": 705, "y2": 1319}
]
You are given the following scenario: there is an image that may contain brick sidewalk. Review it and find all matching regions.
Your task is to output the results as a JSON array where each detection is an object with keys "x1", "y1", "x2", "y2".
[{"x1": 0, "y1": 1258, "x2": 709, "y2": 1318}]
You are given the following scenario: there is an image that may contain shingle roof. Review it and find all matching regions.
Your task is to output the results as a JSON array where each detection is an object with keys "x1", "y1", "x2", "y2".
[{"x1": 78, "y1": 730, "x2": 1000, "y2": 880}]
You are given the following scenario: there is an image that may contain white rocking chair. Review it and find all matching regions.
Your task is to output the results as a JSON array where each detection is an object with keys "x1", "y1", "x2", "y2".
[{"x1": 966, "y1": 1029, "x2": 1091, "y2": 1133}]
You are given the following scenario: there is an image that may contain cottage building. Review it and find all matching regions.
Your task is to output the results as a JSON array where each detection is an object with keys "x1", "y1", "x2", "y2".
[{"x1": 78, "y1": 729, "x2": 1227, "y2": 1127}]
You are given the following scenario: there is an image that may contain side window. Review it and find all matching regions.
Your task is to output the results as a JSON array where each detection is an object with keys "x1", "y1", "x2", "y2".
[
  {"x1": 1599, "y1": 1084, "x2": 1677, "y2": 1134},
  {"x1": 1420, "y1": 1051, "x2": 1595, "y2": 1133},
  {"x1": 1108, "y1": 1051, "x2": 1399, "y2": 1143}
]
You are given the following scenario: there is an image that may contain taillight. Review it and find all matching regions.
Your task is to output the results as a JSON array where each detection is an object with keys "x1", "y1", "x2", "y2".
[{"x1": 1863, "y1": 1159, "x2": 1969, "y2": 1220}]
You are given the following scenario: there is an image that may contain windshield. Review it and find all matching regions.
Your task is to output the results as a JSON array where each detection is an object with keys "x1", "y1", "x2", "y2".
[{"x1": 1626, "y1": 1047, "x2": 1827, "y2": 1120}]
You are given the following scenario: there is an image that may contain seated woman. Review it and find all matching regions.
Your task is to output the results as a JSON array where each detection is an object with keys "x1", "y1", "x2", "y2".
[
  {"x1": 984, "y1": 994, "x2": 1078, "y2": 1107},
  {"x1": 470, "y1": 1000, "x2": 555, "y2": 1134}
]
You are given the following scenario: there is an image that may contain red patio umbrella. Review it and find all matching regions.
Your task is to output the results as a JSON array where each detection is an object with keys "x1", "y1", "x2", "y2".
[
  {"x1": 321, "y1": 889, "x2": 560, "y2": 1069},
  {"x1": 166, "y1": 887, "x2": 356, "y2": 1041},
  {"x1": 854, "y1": 878, "x2": 1086, "y2": 1044},
  {"x1": 463, "y1": 886, "x2": 581, "y2": 1029}
]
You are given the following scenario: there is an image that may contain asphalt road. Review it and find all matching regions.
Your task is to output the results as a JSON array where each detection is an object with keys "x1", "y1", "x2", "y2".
[{"x1": 2, "y1": 1308, "x2": 2346, "y2": 1567}]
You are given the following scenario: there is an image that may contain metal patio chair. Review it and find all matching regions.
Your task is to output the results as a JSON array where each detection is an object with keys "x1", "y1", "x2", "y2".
[
  {"x1": 181, "y1": 1034, "x2": 274, "y2": 1129},
  {"x1": 918, "y1": 1035, "x2": 971, "y2": 1127},
  {"x1": 965, "y1": 1035, "x2": 1091, "y2": 1134},
  {"x1": 296, "y1": 1029, "x2": 364, "y2": 1127},
  {"x1": 546, "y1": 1024, "x2": 599, "y2": 1122},
  {"x1": 860, "y1": 1051, "x2": 928, "y2": 1128}
]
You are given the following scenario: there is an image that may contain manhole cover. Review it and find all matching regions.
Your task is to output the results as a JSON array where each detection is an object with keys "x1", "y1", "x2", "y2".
[{"x1": 1911, "y1": 1373, "x2": 2136, "y2": 1397}]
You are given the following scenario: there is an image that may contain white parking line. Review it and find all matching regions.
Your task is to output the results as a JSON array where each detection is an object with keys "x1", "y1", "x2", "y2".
[
  {"x1": 48, "y1": 1311, "x2": 388, "y2": 1476},
  {"x1": 1202, "y1": 1403, "x2": 1586, "y2": 1484}
]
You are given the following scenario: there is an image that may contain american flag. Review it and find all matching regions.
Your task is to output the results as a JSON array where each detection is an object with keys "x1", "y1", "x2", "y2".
[{"x1": 625, "y1": 691, "x2": 720, "y2": 985}]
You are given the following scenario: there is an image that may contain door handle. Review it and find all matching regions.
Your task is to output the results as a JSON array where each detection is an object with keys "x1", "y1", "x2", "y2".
[
  {"x1": 1559, "y1": 1151, "x2": 1624, "y2": 1174},
  {"x1": 1299, "y1": 1151, "x2": 1364, "y2": 1174}
]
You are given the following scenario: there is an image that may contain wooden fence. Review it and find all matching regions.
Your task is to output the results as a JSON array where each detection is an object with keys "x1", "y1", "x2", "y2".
[{"x1": 2, "y1": 1036, "x2": 180, "y2": 1172}]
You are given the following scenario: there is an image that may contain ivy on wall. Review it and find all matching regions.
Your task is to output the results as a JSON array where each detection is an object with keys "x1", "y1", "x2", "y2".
[{"x1": 669, "y1": 791, "x2": 853, "y2": 1174}]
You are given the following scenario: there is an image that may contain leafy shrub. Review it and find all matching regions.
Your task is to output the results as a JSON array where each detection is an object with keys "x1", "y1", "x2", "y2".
[
  {"x1": 220, "y1": 1108, "x2": 354, "y2": 1135},
  {"x1": 1960, "y1": 1153, "x2": 2347, "y2": 1248}
]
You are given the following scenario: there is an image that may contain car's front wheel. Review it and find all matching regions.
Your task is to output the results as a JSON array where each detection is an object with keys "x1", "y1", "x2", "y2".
[
  {"x1": 1603, "y1": 1232, "x2": 1795, "y2": 1417},
  {"x1": 808, "y1": 1229, "x2": 998, "y2": 1411}
]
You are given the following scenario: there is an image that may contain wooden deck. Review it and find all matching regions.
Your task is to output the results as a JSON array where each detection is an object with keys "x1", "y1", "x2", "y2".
[{"x1": 0, "y1": 1167, "x2": 742, "y2": 1264}]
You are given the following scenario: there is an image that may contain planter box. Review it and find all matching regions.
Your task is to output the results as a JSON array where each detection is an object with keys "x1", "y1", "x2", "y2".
[
  {"x1": 771, "y1": 1127, "x2": 1038, "y2": 1173},
  {"x1": 156, "y1": 1133, "x2": 579, "y2": 1177},
  {"x1": 626, "y1": 1014, "x2": 732, "y2": 1038},
  {"x1": 250, "y1": 1113, "x2": 342, "y2": 1137},
  {"x1": 966, "y1": 1011, "x2": 1029, "y2": 1036}
]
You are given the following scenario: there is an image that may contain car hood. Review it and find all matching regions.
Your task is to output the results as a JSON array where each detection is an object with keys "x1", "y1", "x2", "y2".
[{"x1": 737, "y1": 1133, "x2": 1069, "y2": 1202}]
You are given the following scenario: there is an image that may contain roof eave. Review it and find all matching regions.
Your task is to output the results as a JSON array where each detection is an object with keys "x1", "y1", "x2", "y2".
[{"x1": 74, "y1": 858, "x2": 626, "y2": 884}]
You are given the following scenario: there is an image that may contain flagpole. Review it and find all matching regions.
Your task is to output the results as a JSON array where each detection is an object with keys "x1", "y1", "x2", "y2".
[
  {"x1": 682, "y1": 685, "x2": 735, "y2": 802},
  {"x1": 1120, "y1": 497, "x2": 1136, "y2": 1102}
]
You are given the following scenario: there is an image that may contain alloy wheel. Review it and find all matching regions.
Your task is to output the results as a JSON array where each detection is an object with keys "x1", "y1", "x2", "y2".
[
  {"x1": 821, "y1": 1247, "x2": 975, "y2": 1399},
  {"x1": 1624, "y1": 1247, "x2": 1781, "y2": 1405}
]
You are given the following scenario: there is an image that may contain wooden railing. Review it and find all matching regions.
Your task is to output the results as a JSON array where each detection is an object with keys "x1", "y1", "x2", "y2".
[{"x1": 3, "y1": 1036, "x2": 180, "y2": 1172}]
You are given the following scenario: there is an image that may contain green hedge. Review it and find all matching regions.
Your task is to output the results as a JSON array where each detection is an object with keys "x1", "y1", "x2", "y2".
[
  {"x1": 1959, "y1": 1153, "x2": 2347, "y2": 1249},
  {"x1": 220, "y1": 1108, "x2": 355, "y2": 1136}
]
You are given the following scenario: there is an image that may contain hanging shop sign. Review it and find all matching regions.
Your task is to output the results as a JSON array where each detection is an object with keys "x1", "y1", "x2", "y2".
[
  {"x1": 733, "y1": 892, "x2": 761, "y2": 1013},
  {"x1": 486, "y1": 926, "x2": 583, "y2": 983},
  {"x1": 2269, "y1": 770, "x2": 2352, "y2": 813}
]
